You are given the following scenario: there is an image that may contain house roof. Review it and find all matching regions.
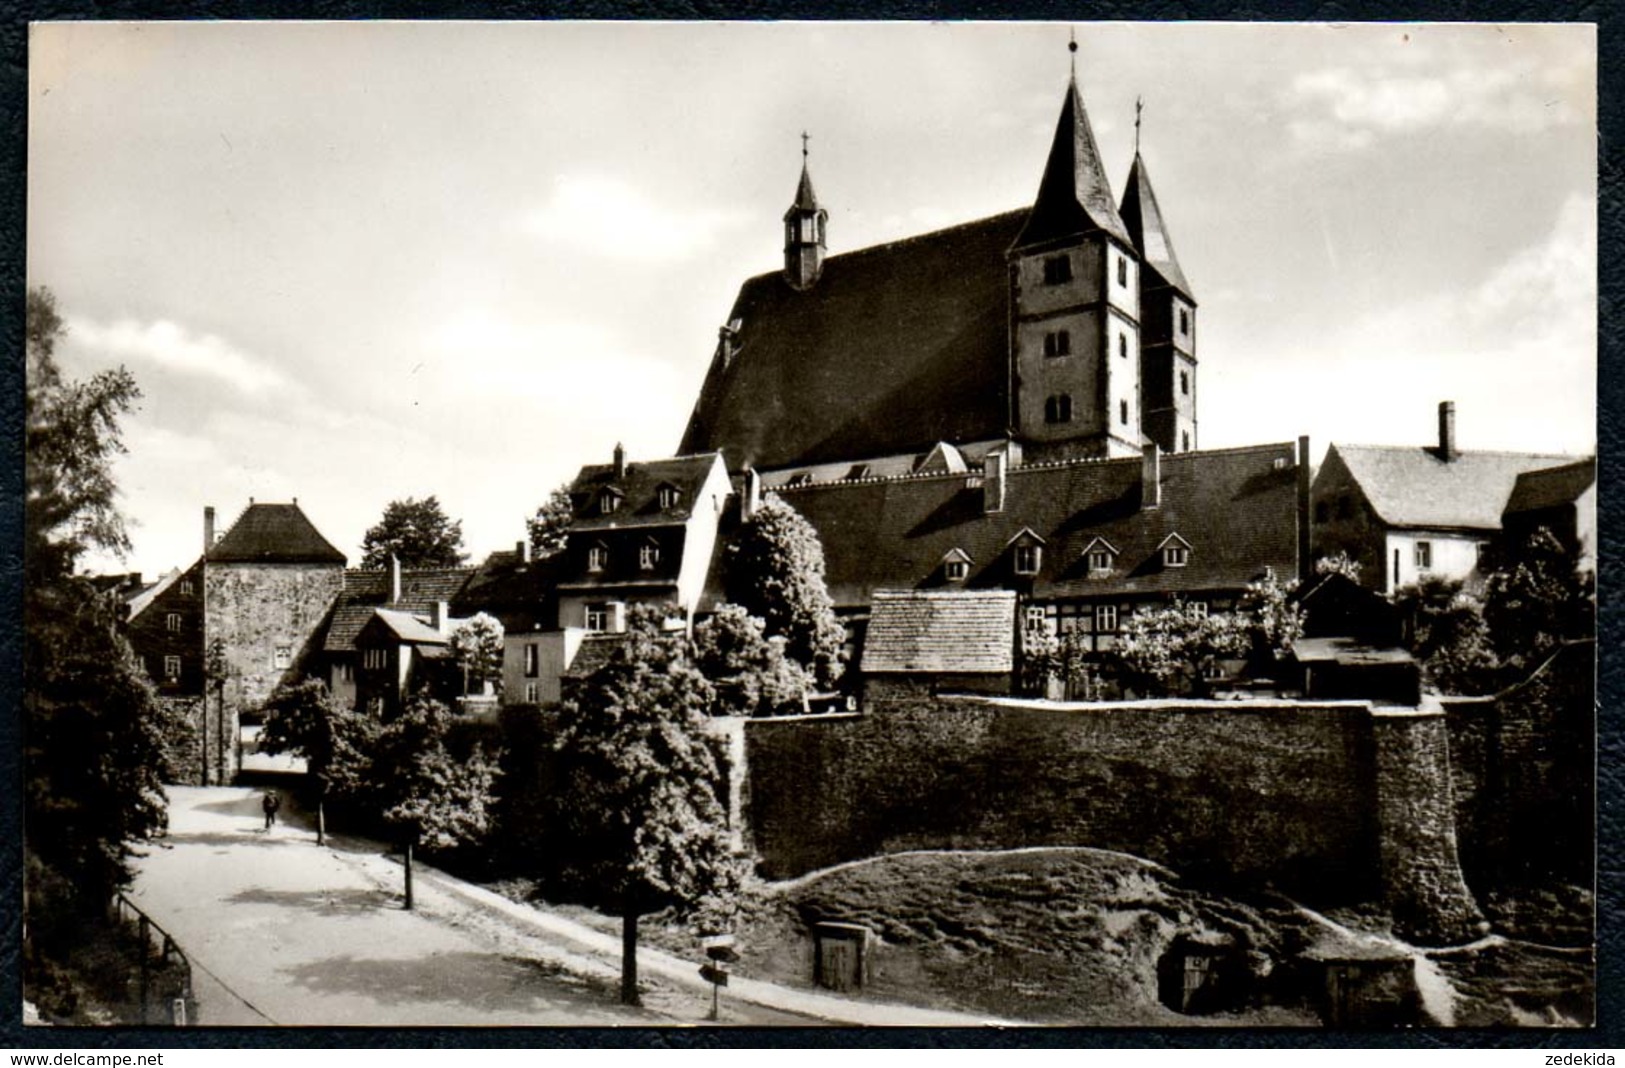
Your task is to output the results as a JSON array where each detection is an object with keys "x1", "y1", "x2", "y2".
[
  {"x1": 364, "y1": 607, "x2": 448, "y2": 646},
  {"x1": 206, "y1": 502, "x2": 347, "y2": 565},
  {"x1": 1332, "y1": 445, "x2": 1575, "y2": 531},
  {"x1": 322, "y1": 566, "x2": 475, "y2": 652},
  {"x1": 562, "y1": 634, "x2": 626, "y2": 679},
  {"x1": 126, "y1": 565, "x2": 190, "y2": 621},
  {"x1": 1120, "y1": 152, "x2": 1194, "y2": 300},
  {"x1": 677, "y1": 210, "x2": 1024, "y2": 471},
  {"x1": 862, "y1": 590, "x2": 1017, "y2": 675},
  {"x1": 1013, "y1": 77, "x2": 1133, "y2": 250},
  {"x1": 758, "y1": 442, "x2": 1300, "y2": 610},
  {"x1": 1504, "y1": 457, "x2": 1595, "y2": 517},
  {"x1": 566, "y1": 453, "x2": 723, "y2": 533}
]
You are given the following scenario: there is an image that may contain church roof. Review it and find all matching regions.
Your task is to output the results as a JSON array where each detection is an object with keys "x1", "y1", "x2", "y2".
[
  {"x1": 1013, "y1": 77, "x2": 1133, "y2": 250},
  {"x1": 679, "y1": 211, "x2": 1023, "y2": 471},
  {"x1": 862, "y1": 590, "x2": 1017, "y2": 675},
  {"x1": 754, "y1": 442, "x2": 1300, "y2": 610},
  {"x1": 1120, "y1": 152, "x2": 1194, "y2": 300},
  {"x1": 205, "y1": 502, "x2": 346, "y2": 565},
  {"x1": 1331, "y1": 445, "x2": 1574, "y2": 532}
]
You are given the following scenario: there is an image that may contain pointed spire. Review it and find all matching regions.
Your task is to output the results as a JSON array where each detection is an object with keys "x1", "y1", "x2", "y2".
[
  {"x1": 792, "y1": 132, "x2": 819, "y2": 212},
  {"x1": 783, "y1": 132, "x2": 828, "y2": 290},
  {"x1": 1014, "y1": 69, "x2": 1132, "y2": 250},
  {"x1": 1120, "y1": 150, "x2": 1194, "y2": 300}
]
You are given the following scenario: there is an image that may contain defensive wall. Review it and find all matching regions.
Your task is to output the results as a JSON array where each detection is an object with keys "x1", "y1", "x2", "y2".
[{"x1": 736, "y1": 693, "x2": 1486, "y2": 946}]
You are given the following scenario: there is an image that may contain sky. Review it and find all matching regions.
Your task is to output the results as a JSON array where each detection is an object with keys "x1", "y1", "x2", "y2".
[{"x1": 27, "y1": 21, "x2": 1596, "y2": 580}]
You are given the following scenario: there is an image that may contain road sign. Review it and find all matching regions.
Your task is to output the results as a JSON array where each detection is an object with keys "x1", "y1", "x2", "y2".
[{"x1": 699, "y1": 963, "x2": 730, "y2": 988}]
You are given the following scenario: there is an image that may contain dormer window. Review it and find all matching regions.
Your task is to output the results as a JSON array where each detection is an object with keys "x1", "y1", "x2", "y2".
[
  {"x1": 588, "y1": 543, "x2": 608, "y2": 572},
  {"x1": 656, "y1": 484, "x2": 680, "y2": 510},
  {"x1": 1014, "y1": 545, "x2": 1041, "y2": 575},
  {"x1": 1044, "y1": 330, "x2": 1071, "y2": 358},
  {"x1": 1159, "y1": 533, "x2": 1193, "y2": 568},
  {"x1": 1043, "y1": 255, "x2": 1072, "y2": 285},
  {"x1": 1083, "y1": 537, "x2": 1119, "y2": 575},
  {"x1": 941, "y1": 548, "x2": 973, "y2": 583},
  {"x1": 1089, "y1": 549, "x2": 1111, "y2": 571},
  {"x1": 599, "y1": 487, "x2": 623, "y2": 514},
  {"x1": 639, "y1": 541, "x2": 660, "y2": 571}
]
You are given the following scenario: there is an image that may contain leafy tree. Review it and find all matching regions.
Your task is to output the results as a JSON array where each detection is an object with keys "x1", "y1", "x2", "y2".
[
  {"x1": 23, "y1": 286, "x2": 168, "y2": 912},
  {"x1": 258, "y1": 679, "x2": 380, "y2": 842},
  {"x1": 1111, "y1": 602, "x2": 1249, "y2": 697},
  {"x1": 553, "y1": 604, "x2": 745, "y2": 1005},
  {"x1": 448, "y1": 612, "x2": 505, "y2": 698},
  {"x1": 371, "y1": 695, "x2": 500, "y2": 908},
  {"x1": 723, "y1": 495, "x2": 845, "y2": 689},
  {"x1": 1314, "y1": 550, "x2": 1364, "y2": 583},
  {"x1": 693, "y1": 604, "x2": 812, "y2": 716},
  {"x1": 1482, "y1": 527, "x2": 1595, "y2": 677},
  {"x1": 1391, "y1": 576, "x2": 1500, "y2": 695},
  {"x1": 360, "y1": 496, "x2": 467, "y2": 569},
  {"x1": 526, "y1": 484, "x2": 575, "y2": 559},
  {"x1": 1236, "y1": 571, "x2": 1305, "y2": 666}
]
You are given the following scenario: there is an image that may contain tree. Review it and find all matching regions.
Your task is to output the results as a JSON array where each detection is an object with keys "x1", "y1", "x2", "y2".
[
  {"x1": 258, "y1": 679, "x2": 380, "y2": 843},
  {"x1": 371, "y1": 695, "x2": 500, "y2": 908},
  {"x1": 1482, "y1": 527, "x2": 1595, "y2": 677},
  {"x1": 448, "y1": 612, "x2": 505, "y2": 698},
  {"x1": 722, "y1": 495, "x2": 845, "y2": 689},
  {"x1": 1236, "y1": 570, "x2": 1305, "y2": 667},
  {"x1": 1314, "y1": 550, "x2": 1364, "y2": 583},
  {"x1": 23, "y1": 286, "x2": 168, "y2": 910},
  {"x1": 693, "y1": 604, "x2": 812, "y2": 716},
  {"x1": 360, "y1": 496, "x2": 467, "y2": 569},
  {"x1": 1110, "y1": 602, "x2": 1249, "y2": 698},
  {"x1": 1392, "y1": 576, "x2": 1500, "y2": 695},
  {"x1": 526, "y1": 484, "x2": 575, "y2": 559},
  {"x1": 553, "y1": 604, "x2": 745, "y2": 1005}
]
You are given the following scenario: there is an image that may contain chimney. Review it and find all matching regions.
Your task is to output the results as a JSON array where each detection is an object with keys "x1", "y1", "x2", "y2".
[
  {"x1": 983, "y1": 450, "x2": 1007, "y2": 513},
  {"x1": 516, "y1": 539, "x2": 530, "y2": 564},
  {"x1": 613, "y1": 442, "x2": 627, "y2": 480},
  {"x1": 1438, "y1": 401, "x2": 1457, "y2": 462},
  {"x1": 1142, "y1": 444, "x2": 1161, "y2": 510},
  {"x1": 1298, "y1": 435, "x2": 1313, "y2": 584},
  {"x1": 204, "y1": 506, "x2": 215, "y2": 551},
  {"x1": 389, "y1": 553, "x2": 401, "y2": 604},
  {"x1": 429, "y1": 601, "x2": 450, "y2": 633},
  {"x1": 741, "y1": 466, "x2": 762, "y2": 522}
]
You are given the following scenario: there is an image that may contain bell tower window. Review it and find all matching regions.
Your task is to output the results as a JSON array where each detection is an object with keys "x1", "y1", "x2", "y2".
[
  {"x1": 1044, "y1": 330, "x2": 1071, "y2": 358},
  {"x1": 1043, "y1": 255, "x2": 1072, "y2": 285},
  {"x1": 1044, "y1": 394, "x2": 1073, "y2": 424}
]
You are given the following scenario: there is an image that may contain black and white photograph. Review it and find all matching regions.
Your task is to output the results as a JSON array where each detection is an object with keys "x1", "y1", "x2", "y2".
[{"x1": 22, "y1": 21, "x2": 1597, "y2": 1031}]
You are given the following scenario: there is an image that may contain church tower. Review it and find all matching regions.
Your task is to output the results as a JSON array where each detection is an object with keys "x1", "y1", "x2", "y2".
[
  {"x1": 1008, "y1": 59, "x2": 1143, "y2": 461},
  {"x1": 1121, "y1": 130, "x2": 1198, "y2": 454},
  {"x1": 783, "y1": 134, "x2": 828, "y2": 291}
]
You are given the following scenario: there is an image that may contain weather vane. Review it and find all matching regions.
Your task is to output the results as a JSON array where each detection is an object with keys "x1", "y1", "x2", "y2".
[
  {"x1": 1135, "y1": 96, "x2": 1143, "y2": 154},
  {"x1": 1068, "y1": 27, "x2": 1078, "y2": 78},
  {"x1": 801, "y1": 130, "x2": 810, "y2": 159}
]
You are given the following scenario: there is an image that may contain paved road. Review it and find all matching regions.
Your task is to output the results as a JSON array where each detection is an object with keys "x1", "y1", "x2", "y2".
[{"x1": 131, "y1": 787, "x2": 682, "y2": 1026}]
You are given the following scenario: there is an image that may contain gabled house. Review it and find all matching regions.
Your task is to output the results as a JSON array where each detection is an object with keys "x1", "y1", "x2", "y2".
[
  {"x1": 861, "y1": 589, "x2": 1019, "y2": 699},
  {"x1": 1503, "y1": 457, "x2": 1596, "y2": 575},
  {"x1": 353, "y1": 603, "x2": 458, "y2": 719},
  {"x1": 319, "y1": 556, "x2": 475, "y2": 708},
  {"x1": 125, "y1": 561, "x2": 205, "y2": 697},
  {"x1": 1311, "y1": 402, "x2": 1576, "y2": 594}
]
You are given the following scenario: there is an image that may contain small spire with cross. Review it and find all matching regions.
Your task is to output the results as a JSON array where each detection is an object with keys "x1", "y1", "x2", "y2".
[{"x1": 1135, "y1": 95, "x2": 1143, "y2": 154}]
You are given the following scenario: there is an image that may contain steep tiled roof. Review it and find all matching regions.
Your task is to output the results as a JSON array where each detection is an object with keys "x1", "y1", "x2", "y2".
[
  {"x1": 1334, "y1": 445, "x2": 1574, "y2": 531},
  {"x1": 1013, "y1": 78, "x2": 1133, "y2": 250},
  {"x1": 862, "y1": 590, "x2": 1017, "y2": 674},
  {"x1": 678, "y1": 211, "x2": 1023, "y2": 471},
  {"x1": 567, "y1": 453, "x2": 722, "y2": 533},
  {"x1": 790, "y1": 160, "x2": 819, "y2": 213},
  {"x1": 126, "y1": 565, "x2": 189, "y2": 621},
  {"x1": 453, "y1": 550, "x2": 561, "y2": 633},
  {"x1": 768, "y1": 443, "x2": 1300, "y2": 609},
  {"x1": 562, "y1": 634, "x2": 625, "y2": 679},
  {"x1": 1504, "y1": 457, "x2": 1595, "y2": 517},
  {"x1": 206, "y1": 502, "x2": 346, "y2": 564},
  {"x1": 1120, "y1": 153, "x2": 1193, "y2": 300},
  {"x1": 364, "y1": 607, "x2": 447, "y2": 646},
  {"x1": 323, "y1": 567, "x2": 474, "y2": 652}
]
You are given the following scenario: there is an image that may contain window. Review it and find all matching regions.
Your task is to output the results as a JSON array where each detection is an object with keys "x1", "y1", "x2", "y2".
[
  {"x1": 1415, "y1": 541, "x2": 1432, "y2": 570},
  {"x1": 586, "y1": 604, "x2": 610, "y2": 633},
  {"x1": 1044, "y1": 394, "x2": 1073, "y2": 424},
  {"x1": 1118, "y1": 333, "x2": 1128, "y2": 359},
  {"x1": 337, "y1": 662, "x2": 353, "y2": 683},
  {"x1": 1043, "y1": 255, "x2": 1072, "y2": 285},
  {"x1": 588, "y1": 544, "x2": 608, "y2": 572},
  {"x1": 945, "y1": 559, "x2": 969, "y2": 582},
  {"x1": 1096, "y1": 604, "x2": 1119, "y2": 632},
  {"x1": 1180, "y1": 371, "x2": 1190, "y2": 396},
  {"x1": 599, "y1": 489, "x2": 620, "y2": 514},
  {"x1": 180, "y1": 580, "x2": 194, "y2": 595},
  {"x1": 639, "y1": 542, "x2": 660, "y2": 570},
  {"x1": 1014, "y1": 544, "x2": 1042, "y2": 576},
  {"x1": 1117, "y1": 257, "x2": 1128, "y2": 286},
  {"x1": 1190, "y1": 601, "x2": 1209, "y2": 618},
  {"x1": 1088, "y1": 549, "x2": 1112, "y2": 572},
  {"x1": 164, "y1": 655, "x2": 181, "y2": 680},
  {"x1": 524, "y1": 682, "x2": 539, "y2": 704},
  {"x1": 1120, "y1": 400, "x2": 1129, "y2": 425},
  {"x1": 273, "y1": 646, "x2": 292, "y2": 670},
  {"x1": 1043, "y1": 330, "x2": 1071, "y2": 358},
  {"x1": 1164, "y1": 546, "x2": 1189, "y2": 568},
  {"x1": 657, "y1": 485, "x2": 680, "y2": 510},
  {"x1": 1024, "y1": 605, "x2": 1048, "y2": 632},
  {"x1": 524, "y1": 643, "x2": 539, "y2": 677},
  {"x1": 368, "y1": 696, "x2": 385, "y2": 718},
  {"x1": 166, "y1": 613, "x2": 181, "y2": 633},
  {"x1": 1182, "y1": 432, "x2": 1191, "y2": 453},
  {"x1": 364, "y1": 648, "x2": 386, "y2": 670},
  {"x1": 1179, "y1": 308, "x2": 1189, "y2": 335}
]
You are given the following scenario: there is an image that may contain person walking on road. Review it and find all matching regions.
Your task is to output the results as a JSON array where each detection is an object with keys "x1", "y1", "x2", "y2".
[{"x1": 262, "y1": 790, "x2": 281, "y2": 831}]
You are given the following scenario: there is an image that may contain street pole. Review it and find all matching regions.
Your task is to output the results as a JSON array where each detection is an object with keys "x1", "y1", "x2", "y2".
[{"x1": 404, "y1": 839, "x2": 414, "y2": 910}]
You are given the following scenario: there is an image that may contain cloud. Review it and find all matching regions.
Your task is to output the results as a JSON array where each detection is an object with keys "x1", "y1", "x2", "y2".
[
  {"x1": 66, "y1": 316, "x2": 291, "y2": 395},
  {"x1": 520, "y1": 174, "x2": 751, "y2": 264},
  {"x1": 1285, "y1": 60, "x2": 1582, "y2": 152}
]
